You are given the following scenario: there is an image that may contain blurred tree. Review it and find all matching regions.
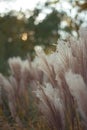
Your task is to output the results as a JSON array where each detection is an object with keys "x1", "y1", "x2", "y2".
[
  {"x1": 34, "y1": 9, "x2": 61, "y2": 45},
  {"x1": 0, "y1": 0, "x2": 87, "y2": 73},
  {"x1": 75, "y1": 1, "x2": 87, "y2": 11}
]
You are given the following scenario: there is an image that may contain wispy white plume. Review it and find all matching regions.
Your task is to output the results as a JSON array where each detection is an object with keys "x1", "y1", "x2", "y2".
[{"x1": 0, "y1": 27, "x2": 87, "y2": 130}]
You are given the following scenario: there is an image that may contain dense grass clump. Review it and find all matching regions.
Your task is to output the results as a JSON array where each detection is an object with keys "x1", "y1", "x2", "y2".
[{"x1": 0, "y1": 28, "x2": 87, "y2": 130}]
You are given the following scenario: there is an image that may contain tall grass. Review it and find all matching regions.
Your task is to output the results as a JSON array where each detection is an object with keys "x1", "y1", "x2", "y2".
[{"x1": 0, "y1": 27, "x2": 87, "y2": 130}]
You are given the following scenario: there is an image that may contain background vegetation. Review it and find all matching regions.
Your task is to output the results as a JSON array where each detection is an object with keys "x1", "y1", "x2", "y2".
[{"x1": 0, "y1": 0, "x2": 87, "y2": 74}]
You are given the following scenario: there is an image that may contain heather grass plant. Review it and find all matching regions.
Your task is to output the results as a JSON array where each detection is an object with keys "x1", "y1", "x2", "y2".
[{"x1": 0, "y1": 27, "x2": 87, "y2": 130}]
